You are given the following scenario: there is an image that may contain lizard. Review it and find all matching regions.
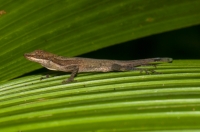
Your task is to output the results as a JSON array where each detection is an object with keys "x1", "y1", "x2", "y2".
[{"x1": 24, "y1": 50, "x2": 173, "y2": 83}]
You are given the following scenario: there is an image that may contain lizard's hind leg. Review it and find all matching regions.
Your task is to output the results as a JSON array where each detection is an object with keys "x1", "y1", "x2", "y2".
[{"x1": 133, "y1": 67, "x2": 161, "y2": 74}]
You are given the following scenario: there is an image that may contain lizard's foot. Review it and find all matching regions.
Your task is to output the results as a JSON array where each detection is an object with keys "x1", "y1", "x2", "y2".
[
  {"x1": 62, "y1": 79, "x2": 77, "y2": 84},
  {"x1": 133, "y1": 67, "x2": 161, "y2": 74},
  {"x1": 40, "y1": 74, "x2": 50, "y2": 80},
  {"x1": 140, "y1": 68, "x2": 162, "y2": 74},
  {"x1": 136, "y1": 64, "x2": 162, "y2": 74}
]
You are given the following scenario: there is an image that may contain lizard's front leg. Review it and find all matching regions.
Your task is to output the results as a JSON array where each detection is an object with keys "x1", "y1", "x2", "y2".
[{"x1": 62, "y1": 65, "x2": 79, "y2": 84}]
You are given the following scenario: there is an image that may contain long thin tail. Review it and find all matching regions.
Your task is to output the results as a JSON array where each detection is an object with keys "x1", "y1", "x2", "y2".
[
  {"x1": 150, "y1": 58, "x2": 173, "y2": 63},
  {"x1": 111, "y1": 58, "x2": 173, "y2": 71},
  {"x1": 127, "y1": 57, "x2": 173, "y2": 67}
]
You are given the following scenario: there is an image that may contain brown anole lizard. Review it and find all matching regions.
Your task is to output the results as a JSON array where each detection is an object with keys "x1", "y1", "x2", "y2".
[{"x1": 24, "y1": 50, "x2": 173, "y2": 84}]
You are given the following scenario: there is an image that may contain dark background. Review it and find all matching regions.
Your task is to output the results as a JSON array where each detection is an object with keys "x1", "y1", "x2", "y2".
[{"x1": 82, "y1": 25, "x2": 200, "y2": 60}]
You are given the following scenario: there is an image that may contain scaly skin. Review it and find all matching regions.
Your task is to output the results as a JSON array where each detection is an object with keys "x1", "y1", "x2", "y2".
[{"x1": 24, "y1": 50, "x2": 173, "y2": 83}]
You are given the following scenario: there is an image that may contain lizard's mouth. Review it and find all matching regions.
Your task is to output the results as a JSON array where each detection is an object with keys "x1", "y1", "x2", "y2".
[
  {"x1": 24, "y1": 53, "x2": 46, "y2": 65},
  {"x1": 24, "y1": 53, "x2": 37, "y2": 62},
  {"x1": 24, "y1": 53, "x2": 31, "y2": 59}
]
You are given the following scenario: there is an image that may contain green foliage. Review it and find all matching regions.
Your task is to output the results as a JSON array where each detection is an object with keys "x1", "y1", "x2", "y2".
[
  {"x1": 1, "y1": 61, "x2": 200, "y2": 131},
  {"x1": 0, "y1": 0, "x2": 200, "y2": 131},
  {"x1": 0, "y1": 0, "x2": 200, "y2": 82}
]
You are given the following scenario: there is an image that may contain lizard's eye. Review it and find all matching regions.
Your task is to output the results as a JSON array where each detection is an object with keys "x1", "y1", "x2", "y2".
[{"x1": 34, "y1": 50, "x2": 44, "y2": 55}]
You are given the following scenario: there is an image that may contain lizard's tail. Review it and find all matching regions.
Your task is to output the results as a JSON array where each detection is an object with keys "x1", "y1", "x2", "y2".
[{"x1": 152, "y1": 58, "x2": 173, "y2": 63}]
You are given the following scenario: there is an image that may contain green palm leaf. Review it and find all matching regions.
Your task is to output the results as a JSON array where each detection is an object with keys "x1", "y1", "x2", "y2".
[{"x1": 0, "y1": 0, "x2": 200, "y2": 131}]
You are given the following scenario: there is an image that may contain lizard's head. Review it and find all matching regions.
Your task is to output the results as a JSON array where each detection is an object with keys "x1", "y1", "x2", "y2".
[{"x1": 24, "y1": 50, "x2": 55, "y2": 64}]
